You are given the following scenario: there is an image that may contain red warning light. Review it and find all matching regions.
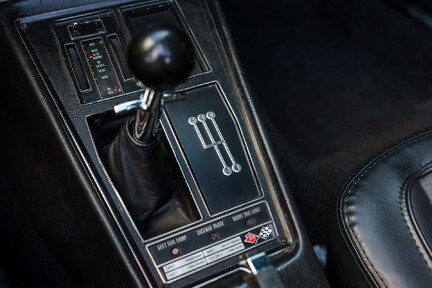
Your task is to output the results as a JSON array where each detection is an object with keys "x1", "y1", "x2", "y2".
[{"x1": 89, "y1": 55, "x2": 93, "y2": 59}]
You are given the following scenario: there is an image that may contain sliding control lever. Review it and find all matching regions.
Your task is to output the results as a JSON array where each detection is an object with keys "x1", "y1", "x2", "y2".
[
  {"x1": 104, "y1": 26, "x2": 195, "y2": 237},
  {"x1": 241, "y1": 252, "x2": 286, "y2": 288}
]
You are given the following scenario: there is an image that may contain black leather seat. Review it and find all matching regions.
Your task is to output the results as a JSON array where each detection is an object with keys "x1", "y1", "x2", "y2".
[{"x1": 329, "y1": 128, "x2": 432, "y2": 287}]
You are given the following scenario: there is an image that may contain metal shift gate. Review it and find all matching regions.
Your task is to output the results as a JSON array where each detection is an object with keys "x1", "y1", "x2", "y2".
[{"x1": 188, "y1": 111, "x2": 241, "y2": 176}]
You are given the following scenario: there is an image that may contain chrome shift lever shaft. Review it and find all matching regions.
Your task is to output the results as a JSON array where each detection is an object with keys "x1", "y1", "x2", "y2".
[
  {"x1": 112, "y1": 25, "x2": 194, "y2": 143},
  {"x1": 132, "y1": 88, "x2": 161, "y2": 142},
  {"x1": 113, "y1": 88, "x2": 161, "y2": 143},
  {"x1": 113, "y1": 89, "x2": 187, "y2": 143}
]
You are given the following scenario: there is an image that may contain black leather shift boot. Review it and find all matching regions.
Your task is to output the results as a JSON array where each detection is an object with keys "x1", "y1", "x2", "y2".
[{"x1": 103, "y1": 121, "x2": 191, "y2": 237}]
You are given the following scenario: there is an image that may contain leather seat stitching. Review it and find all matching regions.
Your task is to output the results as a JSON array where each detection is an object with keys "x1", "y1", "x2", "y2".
[
  {"x1": 343, "y1": 133, "x2": 432, "y2": 287},
  {"x1": 400, "y1": 169, "x2": 432, "y2": 272}
]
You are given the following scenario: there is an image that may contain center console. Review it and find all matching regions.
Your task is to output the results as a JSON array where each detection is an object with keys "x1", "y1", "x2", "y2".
[{"x1": 0, "y1": 0, "x2": 328, "y2": 286}]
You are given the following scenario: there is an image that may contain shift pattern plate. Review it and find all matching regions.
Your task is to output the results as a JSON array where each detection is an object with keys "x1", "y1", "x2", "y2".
[{"x1": 165, "y1": 84, "x2": 261, "y2": 213}]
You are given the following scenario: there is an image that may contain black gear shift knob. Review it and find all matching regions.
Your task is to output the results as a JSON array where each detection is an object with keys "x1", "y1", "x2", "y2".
[{"x1": 127, "y1": 26, "x2": 195, "y2": 90}]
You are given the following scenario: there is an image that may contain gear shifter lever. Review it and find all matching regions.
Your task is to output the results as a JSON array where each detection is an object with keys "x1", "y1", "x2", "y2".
[
  {"x1": 104, "y1": 26, "x2": 196, "y2": 237},
  {"x1": 114, "y1": 26, "x2": 194, "y2": 143}
]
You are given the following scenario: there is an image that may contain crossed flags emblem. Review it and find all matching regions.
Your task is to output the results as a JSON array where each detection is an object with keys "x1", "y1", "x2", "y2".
[{"x1": 244, "y1": 226, "x2": 273, "y2": 244}]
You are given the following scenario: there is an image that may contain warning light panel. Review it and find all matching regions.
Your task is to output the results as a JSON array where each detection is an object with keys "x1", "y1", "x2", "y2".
[{"x1": 81, "y1": 38, "x2": 123, "y2": 98}]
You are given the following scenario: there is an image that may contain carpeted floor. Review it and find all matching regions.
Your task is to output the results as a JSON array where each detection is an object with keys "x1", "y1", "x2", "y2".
[
  {"x1": 0, "y1": 173, "x2": 73, "y2": 288},
  {"x1": 220, "y1": 0, "x2": 432, "y2": 244}
]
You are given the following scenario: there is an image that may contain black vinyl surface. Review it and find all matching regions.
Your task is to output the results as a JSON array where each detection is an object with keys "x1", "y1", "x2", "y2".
[{"x1": 221, "y1": 0, "x2": 432, "y2": 244}]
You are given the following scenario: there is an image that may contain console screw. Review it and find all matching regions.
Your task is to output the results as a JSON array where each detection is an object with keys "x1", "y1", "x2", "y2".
[{"x1": 278, "y1": 236, "x2": 287, "y2": 245}]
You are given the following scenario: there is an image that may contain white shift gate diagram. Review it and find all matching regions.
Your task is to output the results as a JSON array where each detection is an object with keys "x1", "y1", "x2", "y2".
[{"x1": 188, "y1": 111, "x2": 241, "y2": 176}]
